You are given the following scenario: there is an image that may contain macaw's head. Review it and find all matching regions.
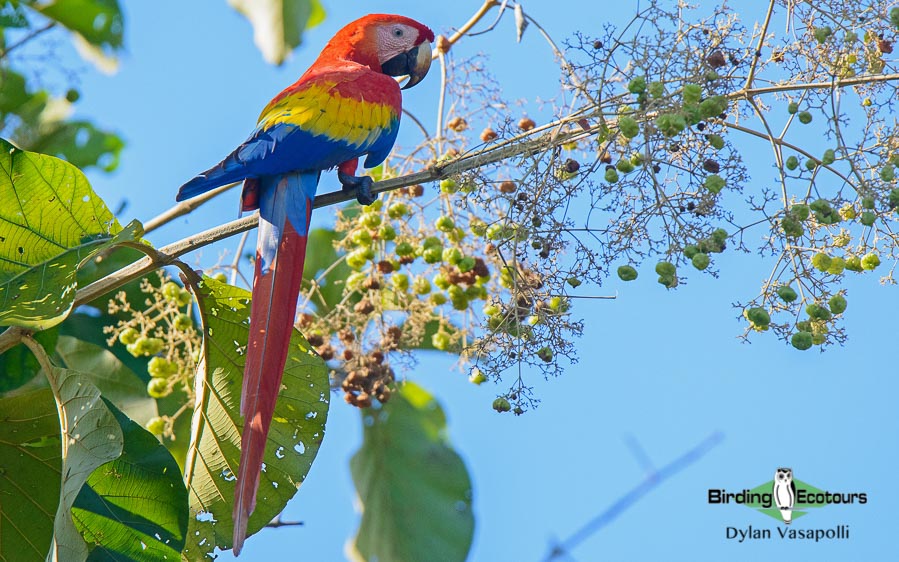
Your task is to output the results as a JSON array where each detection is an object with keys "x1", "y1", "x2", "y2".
[{"x1": 320, "y1": 14, "x2": 435, "y2": 89}]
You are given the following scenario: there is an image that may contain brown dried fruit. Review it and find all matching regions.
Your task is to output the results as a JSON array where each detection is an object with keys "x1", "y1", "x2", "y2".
[
  {"x1": 878, "y1": 39, "x2": 893, "y2": 54},
  {"x1": 362, "y1": 277, "x2": 380, "y2": 290},
  {"x1": 703, "y1": 159, "x2": 720, "y2": 173},
  {"x1": 563, "y1": 158, "x2": 580, "y2": 173},
  {"x1": 499, "y1": 180, "x2": 517, "y2": 193},
  {"x1": 307, "y1": 333, "x2": 324, "y2": 347},
  {"x1": 377, "y1": 260, "x2": 394, "y2": 274},
  {"x1": 436, "y1": 35, "x2": 451, "y2": 54},
  {"x1": 338, "y1": 329, "x2": 355, "y2": 343},
  {"x1": 707, "y1": 50, "x2": 726, "y2": 68},
  {"x1": 343, "y1": 349, "x2": 355, "y2": 361},
  {"x1": 447, "y1": 116, "x2": 468, "y2": 132},
  {"x1": 480, "y1": 127, "x2": 498, "y2": 142},
  {"x1": 518, "y1": 117, "x2": 536, "y2": 131},
  {"x1": 409, "y1": 184, "x2": 424, "y2": 197},
  {"x1": 296, "y1": 313, "x2": 314, "y2": 328},
  {"x1": 354, "y1": 299, "x2": 375, "y2": 315}
]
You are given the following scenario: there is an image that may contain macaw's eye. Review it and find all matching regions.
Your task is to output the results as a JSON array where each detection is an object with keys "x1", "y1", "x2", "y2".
[{"x1": 393, "y1": 28, "x2": 404, "y2": 38}]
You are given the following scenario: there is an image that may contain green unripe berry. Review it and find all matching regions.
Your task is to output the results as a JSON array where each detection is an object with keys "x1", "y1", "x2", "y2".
[
  {"x1": 148, "y1": 356, "x2": 175, "y2": 378},
  {"x1": 360, "y1": 213, "x2": 381, "y2": 229},
  {"x1": 616, "y1": 159, "x2": 635, "y2": 174},
  {"x1": 566, "y1": 277, "x2": 582, "y2": 288},
  {"x1": 785, "y1": 155, "x2": 799, "y2": 170},
  {"x1": 814, "y1": 26, "x2": 833, "y2": 44},
  {"x1": 656, "y1": 113, "x2": 687, "y2": 137},
  {"x1": 433, "y1": 273, "x2": 451, "y2": 290},
  {"x1": 787, "y1": 101, "x2": 799, "y2": 114},
  {"x1": 777, "y1": 285, "x2": 798, "y2": 302},
  {"x1": 845, "y1": 255, "x2": 863, "y2": 272},
  {"x1": 440, "y1": 178, "x2": 458, "y2": 194},
  {"x1": 145, "y1": 416, "x2": 166, "y2": 436},
  {"x1": 617, "y1": 265, "x2": 638, "y2": 281},
  {"x1": 861, "y1": 196, "x2": 875, "y2": 209},
  {"x1": 648, "y1": 81, "x2": 665, "y2": 98},
  {"x1": 537, "y1": 346, "x2": 553, "y2": 362},
  {"x1": 457, "y1": 257, "x2": 476, "y2": 273},
  {"x1": 882, "y1": 165, "x2": 896, "y2": 182},
  {"x1": 470, "y1": 218, "x2": 488, "y2": 237},
  {"x1": 790, "y1": 204, "x2": 810, "y2": 221},
  {"x1": 827, "y1": 257, "x2": 845, "y2": 275},
  {"x1": 805, "y1": 158, "x2": 818, "y2": 171},
  {"x1": 712, "y1": 229, "x2": 728, "y2": 243},
  {"x1": 861, "y1": 252, "x2": 880, "y2": 270},
  {"x1": 889, "y1": 189, "x2": 899, "y2": 209},
  {"x1": 821, "y1": 149, "x2": 836, "y2": 165},
  {"x1": 350, "y1": 228, "x2": 373, "y2": 247},
  {"x1": 655, "y1": 261, "x2": 676, "y2": 276},
  {"x1": 118, "y1": 327, "x2": 140, "y2": 345},
  {"x1": 174, "y1": 313, "x2": 192, "y2": 331},
  {"x1": 435, "y1": 215, "x2": 455, "y2": 232},
  {"x1": 548, "y1": 296, "x2": 564, "y2": 311},
  {"x1": 798, "y1": 111, "x2": 813, "y2": 124},
  {"x1": 212, "y1": 273, "x2": 228, "y2": 283},
  {"x1": 839, "y1": 204, "x2": 857, "y2": 220},
  {"x1": 430, "y1": 293, "x2": 448, "y2": 305},
  {"x1": 391, "y1": 273, "x2": 409, "y2": 292},
  {"x1": 413, "y1": 276, "x2": 431, "y2": 295},
  {"x1": 657, "y1": 274, "x2": 677, "y2": 288},
  {"x1": 147, "y1": 378, "x2": 171, "y2": 399},
  {"x1": 811, "y1": 252, "x2": 832, "y2": 272},
  {"x1": 604, "y1": 168, "x2": 620, "y2": 183},
  {"x1": 781, "y1": 217, "x2": 804, "y2": 238},
  {"x1": 708, "y1": 134, "x2": 725, "y2": 150},
  {"x1": 828, "y1": 294, "x2": 847, "y2": 314},
  {"x1": 791, "y1": 331, "x2": 813, "y2": 350},
  {"x1": 176, "y1": 290, "x2": 192, "y2": 307},
  {"x1": 684, "y1": 245, "x2": 699, "y2": 259},
  {"x1": 704, "y1": 174, "x2": 725, "y2": 194},
  {"x1": 746, "y1": 307, "x2": 770, "y2": 327},
  {"x1": 682, "y1": 83, "x2": 702, "y2": 104},
  {"x1": 699, "y1": 96, "x2": 727, "y2": 119},
  {"x1": 469, "y1": 369, "x2": 487, "y2": 385},
  {"x1": 388, "y1": 203, "x2": 410, "y2": 218},
  {"x1": 692, "y1": 253, "x2": 710, "y2": 270},
  {"x1": 162, "y1": 281, "x2": 180, "y2": 301},
  {"x1": 618, "y1": 116, "x2": 639, "y2": 138},
  {"x1": 423, "y1": 247, "x2": 443, "y2": 264},
  {"x1": 378, "y1": 224, "x2": 397, "y2": 241},
  {"x1": 431, "y1": 332, "x2": 451, "y2": 351},
  {"x1": 346, "y1": 250, "x2": 368, "y2": 270},
  {"x1": 806, "y1": 303, "x2": 832, "y2": 321},
  {"x1": 627, "y1": 76, "x2": 647, "y2": 94},
  {"x1": 395, "y1": 241, "x2": 415, "y2": 257},
  {"x1": 492, "y1": 397, "x2": 512, "y2": 412},
  {"x1": 482, "y1": 303, "x2": 501, "y2": 317},
  {"x1": 346, "y1": 272, "x2": 367, "y2": 290},
  {"x1": 891, "y1": 7, "x2": 899, "y2": 29},
  {"x1": 442, "y1": 247, "x2": 463, "y2": 265},
  {"x1": 860, "y1": 211, "x2": 876, "y2": 226}
]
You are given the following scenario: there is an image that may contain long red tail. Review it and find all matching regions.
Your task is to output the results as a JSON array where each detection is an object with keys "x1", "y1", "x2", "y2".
[{"x1": 233, "y1": 173, "x2": 315, "y2": 555}]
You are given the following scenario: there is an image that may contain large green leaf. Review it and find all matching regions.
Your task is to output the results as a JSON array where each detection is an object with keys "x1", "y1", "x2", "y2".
[
  {"x1": 0, "y1": 326, "x2": 57, "y2": 393},
  {"x1": 183, "y1": 276, "x2": 329, "y2": 557},
  {"x1": 0, "y1": 138, "x2": 141, "y2": 329},
  {"x1": 55, "y1": 335, "x2": 158, "y2": 426},
  {"x1": 349, "y1": 382, "x2": 474, "y2": 562},
  {"x1": 0, "y1": 388, "x2": 61, "y2": 562},
  {"x1": 30, "y1": 0, "x2": 124, "y2": 50},
  {"x1": 44, "y1": 365, "x2": 124, "y2": 562},
  {"x1": 72, "y1": 399, "x2": 188, "y2": 561},
  {"x1": 303, "y1": 227, "x2": 350, "y2": 312},
  {"x1": 229, "y1": 0, "x2": 325, "y2": 65}
]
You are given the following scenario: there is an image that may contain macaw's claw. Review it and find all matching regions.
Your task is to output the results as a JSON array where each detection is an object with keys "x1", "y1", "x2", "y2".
[{"x1": 338, "y1": 172, "x2": 377, "y2": 206}]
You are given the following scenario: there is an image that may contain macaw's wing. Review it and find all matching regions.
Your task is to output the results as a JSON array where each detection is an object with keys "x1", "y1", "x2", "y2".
[{"x1": 176, "y1": 64, "x2": 401, "y2": 202}]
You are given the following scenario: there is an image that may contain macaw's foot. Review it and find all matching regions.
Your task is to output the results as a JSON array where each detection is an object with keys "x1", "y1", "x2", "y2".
[{"x1": 338, "y1": 172, "x2": 377, "y2": 206}]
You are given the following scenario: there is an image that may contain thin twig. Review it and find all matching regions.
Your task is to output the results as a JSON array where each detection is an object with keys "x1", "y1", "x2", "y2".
[
  {"x1": 143, "y1": 182, "x2": 239, "y2": 234},
  {"x1": 543, "y1": 431, "x2": 724, "y2": 561},
  {"x1": 0, "y1": 22, "x2": 56, "y2": 59}
]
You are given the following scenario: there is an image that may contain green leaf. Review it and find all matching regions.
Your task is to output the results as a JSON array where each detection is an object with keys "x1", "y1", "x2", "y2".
[
  {"x1": 55, "y1": 335, "x2": 158, "y2": 426},
  {"x1": 229, "y1": 0, "x2": 325, "y2": 65},
  {"x1": 0, "y1": 1, "x2": 30, "y2": 28},
  {"x1": 30, "y1": 119, "x2": 125, "y2": 172},
  {"x1": 349, "y1": 382, "x2": 474, "y2": 562},
  {"x1": 0, "y1": 138, "x2": 142, "y2": 329},
  {"x1": 303, "y1": 227, "x2": 350, "y2": 312},
  {"x1": 30, "y1": 0, "x2": 124, "y2": 51},
  {"x1": 0, "y1": 326, "x2": 57, "y2": 393},
  {"x1": 72, "y1": 399, "x2": 188, "y2": 561},
  {"x1": 44, "y1": 364, "x2": 124, "y2": 562},
  {"x1": 0, "y1": 388, "x2": 61, "y2": 562},
  {"x1": 0, "y1": 69, "x2": 32, "y2": 113},
  {"x1": 183, "y1": 275, "x2": 329, "y2": 557}
]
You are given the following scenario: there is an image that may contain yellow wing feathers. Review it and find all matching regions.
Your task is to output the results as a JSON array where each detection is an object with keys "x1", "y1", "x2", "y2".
[{"x1": 258, "y1": 82, "x2": 395, "y2": 148}]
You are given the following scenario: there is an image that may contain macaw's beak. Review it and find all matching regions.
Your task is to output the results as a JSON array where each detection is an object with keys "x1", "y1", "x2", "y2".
[{"x1": 382, "y1": 40, "x2": 432, "y2": 90}]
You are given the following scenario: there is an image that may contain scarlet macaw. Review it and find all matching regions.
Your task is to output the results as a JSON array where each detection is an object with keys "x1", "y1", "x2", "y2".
[{"x1": 176, "y1": 14, "x2": 433, "y2": 555}]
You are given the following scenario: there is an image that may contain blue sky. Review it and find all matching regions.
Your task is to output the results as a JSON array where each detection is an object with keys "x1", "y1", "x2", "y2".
[{"x1": 52, "y1": 1, "x2": 899, "y2": 560}]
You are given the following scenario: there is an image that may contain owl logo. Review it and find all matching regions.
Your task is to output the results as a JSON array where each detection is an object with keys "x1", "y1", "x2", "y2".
[{"x1": 773, "y1": 467, "x2": 796, "y2": 524}]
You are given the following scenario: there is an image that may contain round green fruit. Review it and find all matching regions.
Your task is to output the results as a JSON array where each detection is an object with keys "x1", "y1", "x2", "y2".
[
  {"x1": 174, "y1": 313, "x2": 192, "y2": 330},
  {"x1": 787, "y1": 101, "x2": 799, "y2": 114},
  {"x1": 655, "y1": 261, "x2": 676, "y2": 276},
  {"x1": 746, "y1": 307, "x2": 770, "y2": 327},
  {"x1": 145, "y1": 416, "x2": 166, "y2": 436},
  {"x1": 828, "y1": 294, "x2": 847, "y2": 314},
  {"x1": 492, "y1": 397, "x2": 512, "y2": 412},
  {"x1": 861, "y1": 252, "x2": 880, "y2": 270},
  {"x1": 811, "y1": 253, "x2": 832, "y2": 272},
  {"x1": 469, "y1": 369, "x2": 487, "y2": 385},
  {"x1": 147, "y1": 378, "x2": 171, "y2": 399},
  {"x1": 617, "y1": 265, "x2": 638, "y2": 281},
  {"x1": 791, "y1": 332, "x2": 813, "y2": 350},
  {"x1": 431, "y1": 332, "x2": 451, "y2": 351},
  {"x1": 692, "y1": 253, "x2": 710, "y2": 270},
  {"x1": 798, "y1": 111, "x2": 813, "y2": 124},
  {"x1": 777, "y1": 285, "x2": 798, "y2": 302},
  {"x1": 118, "y1": 327, "x2": 140, "y2": 345},
  {"x1": 704, "y1": 174, "x2": 725, "y2": 194},
  {"x1": 785, "y1": 156, "x2": 799, "y2": 170}
]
